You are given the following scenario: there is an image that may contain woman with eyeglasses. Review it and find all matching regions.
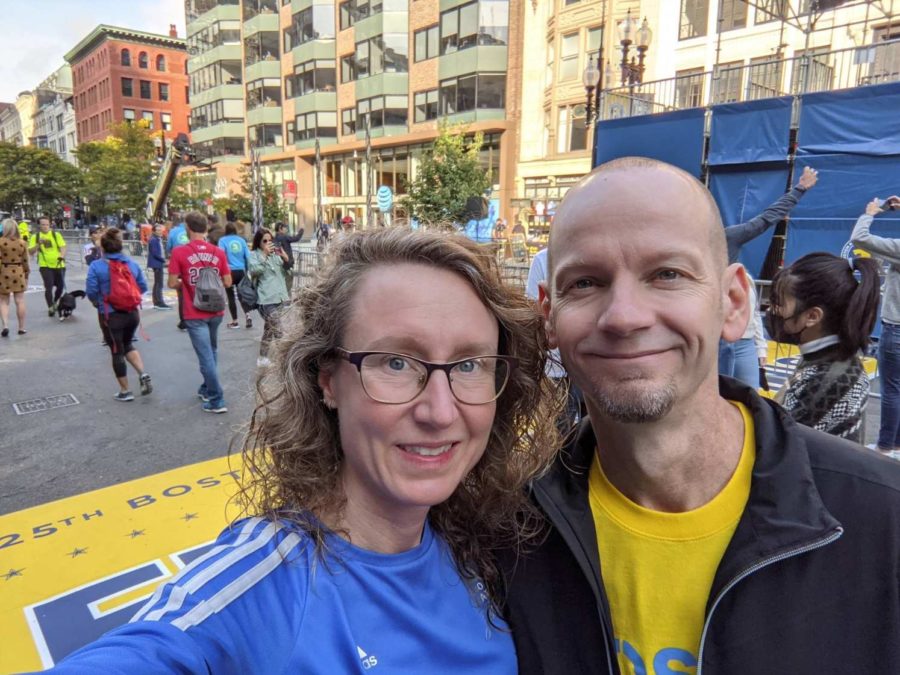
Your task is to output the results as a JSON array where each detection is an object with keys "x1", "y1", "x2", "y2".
[
  {"x1": 249, "y1": 227, "x2": 290, "y2": 367},
  {"x1": 49, "y1": 227, "x2": 563, "y2": 674}
]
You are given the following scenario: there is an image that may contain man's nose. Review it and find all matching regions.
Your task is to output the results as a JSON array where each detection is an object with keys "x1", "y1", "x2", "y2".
[{"x1": 596, "y1": 278, "x2": 655, "y2": 336}]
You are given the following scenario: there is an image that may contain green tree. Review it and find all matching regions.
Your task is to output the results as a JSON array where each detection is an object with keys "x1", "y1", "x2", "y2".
[
  {"x1": 402, "y1": 121, "x2": 489, "y2": 226},
  {"x1": 228, "y1": 168, "x2": 288, "y2": 226},
  {"x1": 0, "y1": 142, "x2": 81, "y2": 216},
  {"x1": 75, "y1": 120, "x2": 157, "y2": 218},
  {"x1": 168, "y1": 173, "x2": 213, "y2": 214}
]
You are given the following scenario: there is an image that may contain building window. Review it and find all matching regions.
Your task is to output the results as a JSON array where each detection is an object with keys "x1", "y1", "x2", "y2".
[
  {"x1": 560, "y1": 32, "x2": 579, "y2": 81},
  {"x1": 346, "y1": 34, "x2": 408, "y2": 80},
  {"x1": 139, "y1": 52, "x2": 149, "y2": 69},
  {"x1": 286, "y1": 120, "x2": 295, "y2": 143},
  {"x1": 142, "y1": 111, "x2": 154, "y2": 129},
  {"x1": 284, "y1": 5, "x2": 336, "y2": 50},
  {"x1": 121, "y1": 77, "x2": 133, "y2": 97},
  {"x1": 586, "y1": 26, "x2": 603, "y2": 63},
  {"x1": 415, "y1": 25, "x2": 439, "y2": 62},
  {"x1": 711, "y1": 60, "x2": 742, "y2": 103},
  {"x1": 121, "y1": 48, "x2": 131, "y2": 66},
  {"x1": 790, "y1": 46, "x2": 833, "y2": 93},
  {"x1": 675, "y1": 67, "x2": 705, "y2": 108},
  {"x1": 545, "y1": 41, "x2": 554, "y2": 88},
  {"x1": 439, "y1": 72, "x2": 505, "y2": 114},
  {"x1": 747, "y1": 55, "x2": 784, "y2": 100},
  {"x1": 680, "y1": 0, "x2": 708, "y2": 40},
  {"x1": 161, "y1": 112, "x2": 172, "y2": 131},
  {"x1": 287, "y1": 60, "x2": 336, "y2": 98},
  {"x1": 717, "y1": 0, "x2": 747, "y2": 32},
  {"x1": 357, "y1": 95, "x2": 408, "y2": 129},
  {"x1": 342, "y1": 107, "x2": 356, "y2": 135},
  {"x1": 140, "y1": 80, "x2": 152, "y2": 99},
  {"x1": 159, "y1": 83, "x2": 170, "y2": 101},
  {"x1": 293, "y1": 111, "x2": 337, "y2": 140},
  {"x1": 249, "y1": 123, "x2": 284, "y2": 147},
  {"x1": 187, "y1": 19, "x2": 242, "y2": 55},
  {"x1": 123, "y1": 108, "x2": 136, "y2": 123},
  {"x1": 340, "y1": 0, "x2": 377, "y2": 30},
  {"x1": 341, "y1": 54, "x2": 358, "y2": 83},
  {"x1": 414, "y1": 89, "x2": 439, "y2": 122},
  {"x1": 156, "y1": 54, "x2": 166, "y2": 71},
  {"x1": 556, "y1": 104, "x2": 587, "y2": 153},
  {"x1": 755, "y1": 0, "x2": 786, "y2": 24}
]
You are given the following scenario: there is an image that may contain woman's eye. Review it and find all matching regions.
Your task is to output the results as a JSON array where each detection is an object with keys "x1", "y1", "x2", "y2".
[{"x1": 457, "y1": 360, "x2": 477, "y2": 373}]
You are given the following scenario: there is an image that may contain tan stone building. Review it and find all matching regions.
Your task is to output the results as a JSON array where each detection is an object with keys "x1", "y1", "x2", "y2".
[{"x1": 186, "y1": 0, "x2": 523, "y2": 230}]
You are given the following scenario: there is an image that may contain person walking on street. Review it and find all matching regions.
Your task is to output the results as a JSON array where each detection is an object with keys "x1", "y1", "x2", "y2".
[
  {"x1": 249, "y1": 228, "x2": 289, "y2": 367},
  {"x1": 147, "y1": 224, "x2": 170, "y2": 309},
  {"x1": 28, "y1": 215, "x2": 67, "y2": 317},
  {"x1": 85, "y1": 228, "x2": 152, "y2": 402},
  {"x1": 166, "y1": 215, "x2": 190, "y2": 330},
  {"x1": 273, "y1": 222, "x2": 303, "y2": 296},
  {"x1": 168, "y1": 212, "x2": 232, "y2": 413},
  {"x1": 83, "y1": 225, "x2": 104, "y2": 267},
  {"x1": 851, "y1": 194, "x2": 900, "y2": 456},
  {"x1": 0, "y1": 218, "x2": 29, "y2": 336},
  {"x1": 218, "y1": 222, "x2": 253, "y2": 329}
]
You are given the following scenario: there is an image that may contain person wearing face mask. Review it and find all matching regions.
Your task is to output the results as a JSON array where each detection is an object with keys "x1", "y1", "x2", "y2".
[{"x1": 767, "y1": 252, "x2": 881, "y2": 443}]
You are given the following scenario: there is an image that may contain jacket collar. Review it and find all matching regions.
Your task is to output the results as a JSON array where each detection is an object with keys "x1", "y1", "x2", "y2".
[{"x1": 535, "y1": 377, "x2": 841, "y2": 593}]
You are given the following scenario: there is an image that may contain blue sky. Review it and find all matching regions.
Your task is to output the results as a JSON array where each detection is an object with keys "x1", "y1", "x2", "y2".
[{"x1": 0, "y1": 0, "x2": 186, "y2": 102}]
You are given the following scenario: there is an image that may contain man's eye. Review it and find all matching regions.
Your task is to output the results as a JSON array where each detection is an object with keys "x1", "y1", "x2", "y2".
[
  {"x1": 572, "y1": 278, "x2": 594, "y2": 290},
  {"x1": 656, "y1": 269, "x2": 681, "y2": 281}
]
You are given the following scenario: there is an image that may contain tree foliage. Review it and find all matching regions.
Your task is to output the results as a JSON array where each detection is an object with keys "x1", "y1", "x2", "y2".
[
  {"x1": 0, "y1": 142, "x2": 81, "y2": 216},
  {"x1": 227, "y1": 168, "x2": 288, "y2": 226},
  {"x1": 75, "y1": 121, "x2": 157, "y2": 218},
  {"x1": 168, "y1": 173, "x2": 214, "y2": 214},
  {"x1": 402, "y1": 121, "x2": 490, "y2": 226}
]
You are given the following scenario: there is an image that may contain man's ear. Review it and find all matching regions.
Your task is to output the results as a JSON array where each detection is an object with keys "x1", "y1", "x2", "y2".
[
  {"x1": 721, "y1": 263, "x2": 751, "y2": 343},
  {"x1": 538, "y1": 281, "x2": 558, "y2": 349}
]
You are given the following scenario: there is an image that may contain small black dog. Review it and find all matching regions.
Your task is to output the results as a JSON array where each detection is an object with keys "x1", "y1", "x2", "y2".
[{"x1": 57, "y1": 290, "x2": 86, "y2": 321}]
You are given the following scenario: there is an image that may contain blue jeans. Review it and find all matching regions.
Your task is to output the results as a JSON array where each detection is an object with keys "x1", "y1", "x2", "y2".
[
  {"x1": 719, "y1": 338, "x2": 760, "y2": 389},
  {"x1": 185, "y1": 316, "x2": 224, "y2": 406},
  {"x1": 878, "y1": 322, "x2": 900, "y2": 449}
]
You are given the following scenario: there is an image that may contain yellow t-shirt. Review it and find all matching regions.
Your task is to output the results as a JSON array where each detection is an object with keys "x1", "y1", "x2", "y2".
[
  {"x1": 588, "y1": 401, "x2": 755, "y2": 675},
  {"x1": 29, "y1": 231, "x2": 66, "y2": 269}
]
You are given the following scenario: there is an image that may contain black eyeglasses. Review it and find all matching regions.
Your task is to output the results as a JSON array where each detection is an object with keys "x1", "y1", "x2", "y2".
[{"x1": 335, "y1": 349, "x2": 518, "y2": 405}]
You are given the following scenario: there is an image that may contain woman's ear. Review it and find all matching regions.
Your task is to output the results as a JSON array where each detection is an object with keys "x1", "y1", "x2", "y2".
[
  {"x1": 804, "y1": 306, "x2": 825, "y2": 329},
  {"x1": 318, "y1": 366, "x2": 336, "y2": 409}
]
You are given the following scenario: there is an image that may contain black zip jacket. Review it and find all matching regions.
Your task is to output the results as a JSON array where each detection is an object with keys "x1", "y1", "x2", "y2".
[{"x1": 503, "y1": 378, "x2": 900, "y2": 674}]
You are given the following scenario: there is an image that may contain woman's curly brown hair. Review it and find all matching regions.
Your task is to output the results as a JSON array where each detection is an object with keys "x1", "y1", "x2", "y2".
[{"x1": 236, "y1": 226, "x2": 564, "y2": 617}]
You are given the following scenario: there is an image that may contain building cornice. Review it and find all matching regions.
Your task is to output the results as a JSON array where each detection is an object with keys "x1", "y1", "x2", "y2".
[{"x1": 64, "y1": 25, "x2": 186, "y2": 64}]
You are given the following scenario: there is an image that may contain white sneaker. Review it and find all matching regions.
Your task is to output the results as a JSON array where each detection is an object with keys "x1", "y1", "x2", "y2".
[{"x1": 257, "y1": 357, "x2": 271, "y2": 367}]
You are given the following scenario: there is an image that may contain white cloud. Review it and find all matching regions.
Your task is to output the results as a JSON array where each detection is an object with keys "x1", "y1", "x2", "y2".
[{"x1": 0, "y1": 0, "x2": 187, "y2": 102}]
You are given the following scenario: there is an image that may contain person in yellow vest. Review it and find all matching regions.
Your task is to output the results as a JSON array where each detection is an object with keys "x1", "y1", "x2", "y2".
[
  {"x1": 17, "y1": 220, "x2": 30, "y2": 240},
  {"x1": 502, "y1": 157, "x2": 900, "y2": 674},
  {"x1": 28, "y1": 215, "x2": 67, "y2": 316}
]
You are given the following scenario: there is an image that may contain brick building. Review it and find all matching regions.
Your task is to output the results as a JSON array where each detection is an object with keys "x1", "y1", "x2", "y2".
[{"x1": 65, "y1": 25, "x2": 190, "y2": 144}]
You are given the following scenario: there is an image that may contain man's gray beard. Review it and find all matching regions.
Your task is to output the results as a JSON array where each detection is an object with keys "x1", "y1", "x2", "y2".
[{"x1": 588, "y1": 378, "x2": 677, "y2": 423}]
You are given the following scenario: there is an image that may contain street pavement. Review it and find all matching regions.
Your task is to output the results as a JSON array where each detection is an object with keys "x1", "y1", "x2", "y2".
[{"x1": 0, "y1": 252, "x2": 263, "y2": 515}]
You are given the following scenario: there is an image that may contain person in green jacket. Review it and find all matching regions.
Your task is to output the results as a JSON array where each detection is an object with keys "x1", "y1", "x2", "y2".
[{"x1": 249, "y1": 227, "x2": 290, "y2": 367}]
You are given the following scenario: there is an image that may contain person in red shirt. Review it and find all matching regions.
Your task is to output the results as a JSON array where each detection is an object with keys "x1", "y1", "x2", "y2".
[{"x1": 168, "y1": 212, "x2": 232, "y2": 413}]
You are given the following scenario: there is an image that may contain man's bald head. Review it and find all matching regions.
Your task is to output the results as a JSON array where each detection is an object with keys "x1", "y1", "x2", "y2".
[{"x1": 548, "y1": 157, "x2": 727, "y2": 282}]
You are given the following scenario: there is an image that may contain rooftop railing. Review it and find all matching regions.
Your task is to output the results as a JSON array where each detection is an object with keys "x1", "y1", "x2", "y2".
[{"x1": 598, "y1": 37, "x2": 900, "y2": 120}]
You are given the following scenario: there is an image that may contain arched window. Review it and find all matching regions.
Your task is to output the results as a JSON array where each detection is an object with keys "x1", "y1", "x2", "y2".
[
  {"x1": 139, "y1": 51, "x2": 149, "y2": 68},
  {"x1": 121, "y1": 48, "x2": 131, "y2": 66},
  {"x1": 156, "y1": 54, "x2": 166, "y2": 71}
]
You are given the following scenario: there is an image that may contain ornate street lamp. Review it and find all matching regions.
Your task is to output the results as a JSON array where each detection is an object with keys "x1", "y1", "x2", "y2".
[{"x1": 618, "y1": 12, "x2": 652, "y2": 86}]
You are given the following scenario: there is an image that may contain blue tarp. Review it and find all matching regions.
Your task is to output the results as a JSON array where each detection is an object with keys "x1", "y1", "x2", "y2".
[
  {"x1": 797, "y1": 81, "x2": 900, "y2": 157},
  {"x1": 594, "y1": 108, "x2": 706, "y2": 176},
  {"x1": 708, "y1": 97, "x2": 793, "y2": 166},
  {"x1": 786, "y1": 153, "x2": 900, "y2": 262},
  {"x1": 709, "y1": 167, "x2": 791, "y2": 277}
]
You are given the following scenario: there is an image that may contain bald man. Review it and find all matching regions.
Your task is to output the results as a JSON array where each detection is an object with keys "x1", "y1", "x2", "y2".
[{"x1": 502, "y1": 157, "x2": 900, "y2": 675}]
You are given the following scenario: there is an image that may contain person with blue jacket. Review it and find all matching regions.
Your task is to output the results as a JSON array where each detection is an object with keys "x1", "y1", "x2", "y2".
[
  {"x1": 165, "y1": 217, "x2": 190, "y2": 329},
  {"x1": 86, "y1": 228, "x2": 152, "y2": 402},
  {"x1": 218, "y1": 222, "x2": 253, "y2": 329},
  {"x1": 147, "y1": 224, "x2": 170, "y2": 310}
]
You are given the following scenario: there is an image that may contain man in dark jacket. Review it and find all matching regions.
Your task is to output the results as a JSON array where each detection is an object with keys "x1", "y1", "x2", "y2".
[
  {"x1": 273, "y1": 222, "x2": 303, "y2": 295},
  {"x1": 147, "y1": 224, "x2": 170, "y2": 309},
  {"x1": 503, "y1": 156, "x2": 900, "y2": 675}
]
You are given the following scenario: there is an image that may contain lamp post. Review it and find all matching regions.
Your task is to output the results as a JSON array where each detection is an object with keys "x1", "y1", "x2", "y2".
[{"x1": 618, "y1": 12, "x2": 652, "y2": 87}]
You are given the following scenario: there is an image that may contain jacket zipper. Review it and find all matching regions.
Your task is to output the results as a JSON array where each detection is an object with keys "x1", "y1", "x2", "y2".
[
  {"x1": 534, "y1": 484, "x2": 617, "y2": 675},
  {"x1": 695, "y1": 527, "x2": 843, "y2": 675}
]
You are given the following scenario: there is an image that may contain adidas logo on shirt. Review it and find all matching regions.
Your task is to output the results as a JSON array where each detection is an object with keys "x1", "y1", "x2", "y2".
[{"x1": 357, "y1": 646, "x2": 378, "y2": 669}]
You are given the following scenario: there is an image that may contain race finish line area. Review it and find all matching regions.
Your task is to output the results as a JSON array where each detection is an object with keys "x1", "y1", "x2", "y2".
[{"x1": 0, "y1": 456, "x2": 243, "y2": 673}]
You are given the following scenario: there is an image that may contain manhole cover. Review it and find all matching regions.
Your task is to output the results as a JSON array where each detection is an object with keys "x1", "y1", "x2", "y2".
[{"x1": 12, "y1": 394, "x2": 80, "y2": 415}]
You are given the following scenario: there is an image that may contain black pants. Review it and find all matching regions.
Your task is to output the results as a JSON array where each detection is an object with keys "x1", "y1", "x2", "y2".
[
  {"x1": 258, "y1": 303, "x2": 283, "y2": 357},
  {"x1": 152, "y1": 268, "x2": 165, "y2": 307},
  {"x1": 100, "y1": 310, "x2": 139, "y2": 377},
  {"x1": 40, "y1": 267, "x2": 66, "y2": 307},
  {"x1": 226, "y1": 269, "x2": 252, "y2": 321}
]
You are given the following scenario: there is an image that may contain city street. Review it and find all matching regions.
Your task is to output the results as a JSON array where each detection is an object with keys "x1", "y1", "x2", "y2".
[{"x1": 0, "y1": 250, "x2": 262, "y2": 515}]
